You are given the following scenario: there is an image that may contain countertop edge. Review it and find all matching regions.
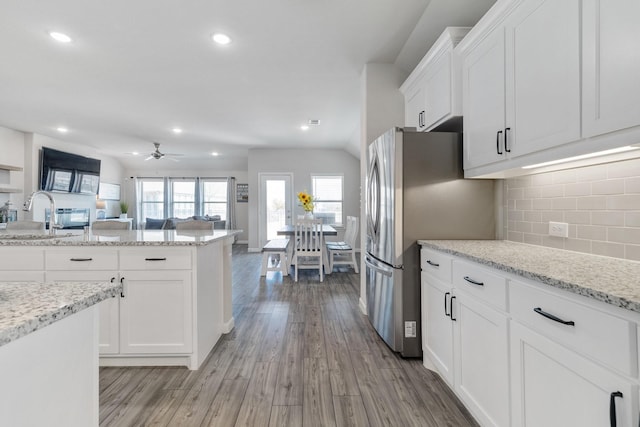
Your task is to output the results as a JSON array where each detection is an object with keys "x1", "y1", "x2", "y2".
[
  {"x1": 0, "y1": 282, "x2": 122, "y2": 347},
  {"x1": 418, "y1": 240, "x2": 640, "y2": 314}
]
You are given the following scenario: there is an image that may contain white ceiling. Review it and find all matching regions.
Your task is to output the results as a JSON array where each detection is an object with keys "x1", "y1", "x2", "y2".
[{"x1": 0, "y1": 0, "x2": 494, "y2": 171}]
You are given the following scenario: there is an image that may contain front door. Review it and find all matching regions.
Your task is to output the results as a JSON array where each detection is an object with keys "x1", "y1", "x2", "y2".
[{"x1": 259, "y1": 173, "x2": 293, "y2": 248}]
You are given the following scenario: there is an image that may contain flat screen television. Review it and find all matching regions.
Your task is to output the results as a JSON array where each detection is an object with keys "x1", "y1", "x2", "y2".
[{"x1": 39, "y1": 147, "x2": 101, "y2": 194}]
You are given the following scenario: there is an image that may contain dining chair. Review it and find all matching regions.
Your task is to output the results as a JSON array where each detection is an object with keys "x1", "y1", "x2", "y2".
[
  {"x1": 6, "y1": 220, "x2": 45, "y2": 230},
  {"x1": 293, "y1": 218, "x2": 324, "y2": 282},
  {"x1": 175, "y1": 219, "x2": 214, "y2": 231},
  {"x1": 326, "y1": 216, "x2": 359, "y2": 273},
  {"x1": 92, "y1": 220, "x2": 129, "y2": 230}
]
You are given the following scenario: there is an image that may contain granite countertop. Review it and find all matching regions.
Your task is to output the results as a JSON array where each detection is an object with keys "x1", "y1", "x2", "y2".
[
  {"x1": 0, "y1": 229, "x2": 241, "y2": 246},
  {"x1": 0, "y1": 280, "x2": 122, "y2": 347},
  {"x1": 418, "y1": 240, "x2": 640, "y2": 313}
]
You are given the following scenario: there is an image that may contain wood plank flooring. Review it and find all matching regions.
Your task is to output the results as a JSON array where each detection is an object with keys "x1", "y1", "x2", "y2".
[{"x1": 100, "y1": 245, "x2": 478, "y2": 427}]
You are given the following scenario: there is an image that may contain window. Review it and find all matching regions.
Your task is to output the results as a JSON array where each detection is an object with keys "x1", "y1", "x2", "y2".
[
  {"x1": 171, "y1": 179, "x2": 196, "y2": 217},
  {"x1": 139, "y1": 179, "x2": 165, "y2": 220},
  {"x1": 201, "y1": 179, "x2": 228, "y2": 220},
  {"x1": 311, "y1": 174, "x2": 343, "y2": 226}
]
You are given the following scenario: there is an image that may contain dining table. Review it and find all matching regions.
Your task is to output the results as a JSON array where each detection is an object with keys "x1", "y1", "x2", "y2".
[{"x1": 277, "y1": 224, "x2": 337, "y2": 275}]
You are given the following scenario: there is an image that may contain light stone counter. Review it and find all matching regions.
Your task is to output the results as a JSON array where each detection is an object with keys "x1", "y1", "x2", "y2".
[
  {"x1": 0, "y1": 280, "x2": 121, "y2": 346},
  {"x1": 0, "y1": 229, "x2": 241, "y2": 246},
  {"x1": 418, "y1": 240, "x2": 640, "y2": 313}
]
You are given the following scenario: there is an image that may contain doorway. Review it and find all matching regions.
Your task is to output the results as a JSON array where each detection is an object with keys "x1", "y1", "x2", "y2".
[{"x1": 258, "y1": 173, "x2": 293, "y2": 248}]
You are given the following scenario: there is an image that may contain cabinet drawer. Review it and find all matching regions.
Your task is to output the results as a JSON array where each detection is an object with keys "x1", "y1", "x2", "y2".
[
  {"x1": 46, "y1": 249, "x2": 118, "y2": 271},
  {"x1": 119, "y1": 249, "x2": 192, "y2": 270},
  {"x1": 420, "y1": 248, "x2": 453, "y2": 282},
  {"x1": 452, "y1": 260, "x2": 507, "y2": 311},
  {"x1": 510, "y1": 280, "x2": 635, "y2": 376},
  {"x1": 0, "y1": 248, "x2": 44, "y2": 270}
]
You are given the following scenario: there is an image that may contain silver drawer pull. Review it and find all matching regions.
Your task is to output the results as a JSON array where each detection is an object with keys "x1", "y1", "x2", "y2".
[
  {"x1": 533, "y1": 307, "x2": 575, "y2": 326},
  {"x1": 426, "y1": 260, "x2": 440, "y2": 267},
  {"x1": 70, "y1": 257, "x2": 93, "y2": 262},
  {"x1": 463, "y1": 276, "x2": 484, "y2": 286},
  {"x1": 145, "y1": 257, "x2": 167, "y2": 261}
]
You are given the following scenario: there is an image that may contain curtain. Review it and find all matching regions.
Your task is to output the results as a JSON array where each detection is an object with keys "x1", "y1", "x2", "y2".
[{"x1": 226, "y1": 177, "x2": 237, "y2": 236}]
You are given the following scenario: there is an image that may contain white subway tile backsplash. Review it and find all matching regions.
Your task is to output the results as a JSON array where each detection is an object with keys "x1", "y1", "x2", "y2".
[
  {"x1": 506, "y1": 158, "x2": 640, "y2": 261},
  {"x1": 564, "y1": 182, "x2": 591, "y2": 196},
  {"x1": 577, "y1": 196, "x2": 607, "y2": 210},
  {"x1": 592, "y1": 179, "x2": 625, "y2": 195},
  {"x1": 591, "y1": 211, "x2": 625, "y2": 226}
]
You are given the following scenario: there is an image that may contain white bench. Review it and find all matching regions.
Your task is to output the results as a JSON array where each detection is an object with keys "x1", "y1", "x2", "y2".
[{"x1": 261, "y1": 238, "x2": 290, "y2": 276}]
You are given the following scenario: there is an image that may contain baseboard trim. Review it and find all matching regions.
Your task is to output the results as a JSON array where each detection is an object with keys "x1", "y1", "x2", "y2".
[
  {"x1": 248, "y1": 247, "x2": 261, "y2": 253},
  {"x1": 222, "y1": 317, "x2": 235, "y2": 334}
]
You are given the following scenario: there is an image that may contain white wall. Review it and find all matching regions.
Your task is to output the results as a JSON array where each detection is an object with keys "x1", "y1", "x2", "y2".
[
  {"x1": 125, "y1": 168, "x2": 249, "y2": 242},
  {"x1": 247, "y1": 148, "x2": 360, "y2": 251},
  {"x1": 359, "y1": 63, "x2": 407, "y2": 312}
]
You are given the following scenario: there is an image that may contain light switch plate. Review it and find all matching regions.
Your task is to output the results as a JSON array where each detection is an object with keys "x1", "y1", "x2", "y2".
[{"x1": 549, "y1": 221, "x2": 569, "y2": 238}]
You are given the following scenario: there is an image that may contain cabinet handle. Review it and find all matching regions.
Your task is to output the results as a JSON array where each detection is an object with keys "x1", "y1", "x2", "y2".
[
  {"x1": 504, "y1": 127, "x2": 511, "y2": 152},
  {"x1": 70, "y1": 257, "x2": 93, "y2": 262},
  {"x1": 426, "y1": 260, "x2": 440, "y2": 267},
  {"x1": 496, "y1": 130, "x2": 503, "y2": 155},
  {"x1": 110, "y1": 277, "x2": 117, "y2": 297},
  {"x1": 609, "y1": 391, "x2": 623, "y2": 427},
  {"x1": 420, "y1": 110, "x2": 426, "y2": 127},
  {"x1": 450, "y1": 296, "x2": 457, "y2": 321},
  {"x1": 120, "y1": 277, "x2": 125, "y2": 298},
  {"x1": 533, "y1": 307, "x2": 575, "y2": 326},
  {"x1": 463, "y1": 276, "x2": 484, "y2": 286},
  {"x1": 444, "y1": 292, "x2": 451, "y2": 317},
  {"x1": 145, "y1": 257, "x2": 167, "y2": 261}
]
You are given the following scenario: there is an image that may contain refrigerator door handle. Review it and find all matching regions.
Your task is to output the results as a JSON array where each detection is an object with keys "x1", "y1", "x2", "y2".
[{"x1": 365, "y1": 257, "x2": 393, "y2": 277}]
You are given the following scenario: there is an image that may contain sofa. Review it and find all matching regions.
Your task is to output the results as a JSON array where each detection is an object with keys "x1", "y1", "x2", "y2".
[{"x1": 145, "y1": 215, "x2": 226, "y2": 230}]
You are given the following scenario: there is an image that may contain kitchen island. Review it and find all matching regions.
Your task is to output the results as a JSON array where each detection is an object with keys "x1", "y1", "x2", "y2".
[
  {"x1": 0, "y1": 280, "x2": 121, "y2": 427},
  {"x1": 0, "y1": 229, "x2": 240, "y2": 370}
]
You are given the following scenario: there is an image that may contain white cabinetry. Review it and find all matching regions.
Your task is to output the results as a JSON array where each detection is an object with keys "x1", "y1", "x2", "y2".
[
  {"x1": 582, "y1": 0, "x2": 640, "y2": 138},
  {"x1": 421, "y1": 249, "x2": 510, "y2": 427},
  {"x1": 401, "y1": 27, "x2": 469, "y2": 132},
  {"x1": 461, "y1": 0, "x2": 580, "y2": 172},
  {"x1": 0, "y1": 247, "x2": 45, "y2": 282}
]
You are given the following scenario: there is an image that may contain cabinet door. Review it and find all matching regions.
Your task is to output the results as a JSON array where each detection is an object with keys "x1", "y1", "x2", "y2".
[
  {"x1": 511, "y1": 321, "x2": 638, "y2": 427},
  {"x1": 423, "y1": 51, "x2": 453, "y2": 129},
  {"x1": 421, "y1": 272, "x2": 454, "y2": 385},
  {"x1": 119, "y1": 270, "x2": 192, "y2": 354},
  {"x1": 462, "y1": 27, "x2": 507, "y2": 169},
  {"x1": 505, "y1": 0, "x2": 581, "y2": 157},
  {"x1": 454, "y1": 290, "x2": 509, "y2": 427},
  {"x1": 45, "y1": 270, "x2": 120, "y2": 354},
  {"x1": 582, "y1": 0, "x2": 640, "y2": 137},
  {"x1": 404, "y1": 77, "x2": 426, "y2": 130}
]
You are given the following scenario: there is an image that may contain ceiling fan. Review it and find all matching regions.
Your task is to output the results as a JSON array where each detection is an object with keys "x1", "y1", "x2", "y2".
[{"x1": 145, "y1": 142, "x2": 182, "y2": 161}]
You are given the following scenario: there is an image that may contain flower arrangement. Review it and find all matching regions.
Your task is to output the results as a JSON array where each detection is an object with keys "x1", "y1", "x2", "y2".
[{"x1": 297, "y1": 191, "x2": 314, "y2": 212}]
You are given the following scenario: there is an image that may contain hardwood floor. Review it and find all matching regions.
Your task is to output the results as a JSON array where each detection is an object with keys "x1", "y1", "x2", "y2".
[{"x1": 100, "y1": 244, "x2": 478, "y2": 427}]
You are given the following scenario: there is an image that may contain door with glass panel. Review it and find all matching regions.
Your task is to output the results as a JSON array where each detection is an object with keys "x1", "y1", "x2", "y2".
[{"x1": 259, "y1": 173, "x2": 292, "y2": 248}]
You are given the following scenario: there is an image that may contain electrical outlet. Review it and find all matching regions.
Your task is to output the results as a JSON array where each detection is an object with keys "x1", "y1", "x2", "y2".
[{"x1": 549, "y1": 221, "x2": 569, "y2": 238}]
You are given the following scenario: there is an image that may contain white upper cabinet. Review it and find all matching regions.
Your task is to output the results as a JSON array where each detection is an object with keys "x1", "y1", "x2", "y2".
[
  {"x1": 401, "y1": 27, "x2": 470, "y2": 132},
  {"x1": 582, "y1": 0, "x2": 640, "y2": 138},
  {"x1": 505, "y1": 0, "x2": 581, "y2": 157},
  {"x1": 461, "y1": 0, "x2": 581, "y2": 172}
]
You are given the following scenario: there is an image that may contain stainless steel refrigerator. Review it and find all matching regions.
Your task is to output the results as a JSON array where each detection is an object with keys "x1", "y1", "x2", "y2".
[{"x1": 365, "y1": 127, "x2": 495, "y2": 358}]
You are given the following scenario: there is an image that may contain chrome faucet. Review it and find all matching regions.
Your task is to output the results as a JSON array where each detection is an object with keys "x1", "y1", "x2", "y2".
[{"x1": 23, "y1": 191, "x2": 62, "y2": 235}]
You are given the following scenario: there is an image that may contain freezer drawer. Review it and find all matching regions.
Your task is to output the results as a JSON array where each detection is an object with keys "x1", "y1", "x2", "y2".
[{"x1": 365, "y1": 255, "x2": 402, "y2": 352}]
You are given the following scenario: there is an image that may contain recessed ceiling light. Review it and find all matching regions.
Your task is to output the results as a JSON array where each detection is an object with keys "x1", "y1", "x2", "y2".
[
  {"x1": 49, "y1": 31, "x2": 72, "y2": 43},
  {"x1": 300, "y1": 125, "x2": 310, "y2": 131},
  {"x1": 212, "y1": 33, "x2": 231, "y2": 45},
  {"x1": 132, "y1": 152, "x2": 139, "y2": 156},
  {"x1": 211, "y1": 152, "x2": 219, "y2": 156},
  {"x1": 172, "y1": 127, "x2": 183, "y2": 134},
  {"x1": 56, "y1": 127, "x2": 68, "y2": 133}
]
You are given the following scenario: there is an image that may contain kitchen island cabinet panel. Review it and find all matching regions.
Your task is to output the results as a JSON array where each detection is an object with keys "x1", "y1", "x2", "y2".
[
  {"x1": 46, "y1": 248, "x2": 118, "y2": 270},
  {"x1": 119, "y1": 248, "x2": 192, "y2": 270},
  {"x1": 421, "y1": 272, "x2": 454, "y2": 386},
  {"x1": 120, "y1": 270, "x2": 192, "y2": 354},
  {"x1": 0, "y1": 247, "x2": 44, "y2": 270}
]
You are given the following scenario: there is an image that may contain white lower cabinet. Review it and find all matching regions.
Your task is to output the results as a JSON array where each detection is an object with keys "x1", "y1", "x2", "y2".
[
  {"x1": 421, "y1": 246, "x2": 640, "y2": 427},
  {"x1": 453, "y1": 289, "x2": 509, "y2": 427},
  {"x1": 119, "y1": 270, "x2": 192, "y2": 354},
  {"x1": 511, "y1": 321, "x2": 637, "y2": 427}
]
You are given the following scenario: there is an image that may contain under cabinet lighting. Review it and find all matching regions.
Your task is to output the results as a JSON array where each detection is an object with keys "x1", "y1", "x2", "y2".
[
  {"x1": 521, "y1": 146, "x2": 640, "y2": 169},
  {"x1": 49, "y1": 32, "x2": 72, "y2": 43}
]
